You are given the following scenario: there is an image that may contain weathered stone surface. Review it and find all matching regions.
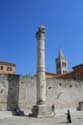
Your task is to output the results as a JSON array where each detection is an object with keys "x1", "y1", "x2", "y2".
[
  {"x1": 77, "y1": 101, "x2": 83, "y2": 111},
  {"x1": 36, "y1": 25, "x2": 46, "y2": 104},
  {"x1": 0, "y1": 74, "x2": 83, "y2": 111},
  {"x1": 31, "y1": 104, "x2": 53, "y2": 118},
  {"x1": 30, "y1": 25, "x2": 53, "y2": 117}
]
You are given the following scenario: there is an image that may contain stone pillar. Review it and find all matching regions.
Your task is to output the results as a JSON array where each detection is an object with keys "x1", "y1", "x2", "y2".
[
  {"x1": 36, "y1": 25, "x2": 46, "y2": 105},
  {"x1": 30, "y1": 25, "x2": 52, "y2": 117}
]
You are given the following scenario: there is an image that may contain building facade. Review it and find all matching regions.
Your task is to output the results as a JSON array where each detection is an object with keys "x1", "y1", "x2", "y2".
[
  {"x1": 0, "y1": 61, "x2": 16, "y2": 74},
  {"x1": 45, "y1": 49, "x2": 83, "y2": 80},
  {"x1": 56, "y1": 64, "x2": 83, "y2": 80}
]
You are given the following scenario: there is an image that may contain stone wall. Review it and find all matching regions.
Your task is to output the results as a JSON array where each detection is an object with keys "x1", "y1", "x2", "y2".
[
  {"x1": 47, "y1": 78, "x2": 83, "y2": 109},
  {"x1": 0, "y1": 74, "x2": 83, "y2": 111}
]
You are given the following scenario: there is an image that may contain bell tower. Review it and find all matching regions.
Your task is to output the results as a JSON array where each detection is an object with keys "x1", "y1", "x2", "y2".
[{"x1": 56, "y1": 48, "x2": 68, "y2": 74}]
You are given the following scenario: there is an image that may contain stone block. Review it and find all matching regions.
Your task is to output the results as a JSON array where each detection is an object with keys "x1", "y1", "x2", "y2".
[{"x1": 30, "y1": 104, "x2": 53, "y2": 118}]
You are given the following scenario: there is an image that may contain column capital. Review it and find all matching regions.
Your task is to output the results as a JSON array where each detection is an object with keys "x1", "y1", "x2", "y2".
[{"x1": 36, "y1": 25, "x2": 45, "y2": 40}]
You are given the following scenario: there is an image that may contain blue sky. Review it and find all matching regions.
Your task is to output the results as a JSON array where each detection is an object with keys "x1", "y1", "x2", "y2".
[{"x1": 0, "y1": 0, "x2": 83, "y2": 75}]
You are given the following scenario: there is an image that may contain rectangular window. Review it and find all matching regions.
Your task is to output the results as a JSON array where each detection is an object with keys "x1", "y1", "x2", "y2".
[
  {"x1": 0, "y1": 66, "x2": 3, "y2": 70},
  {"x1": 57, "y1": 62, "x2": 61, "y2": 68},
  {"x1": 7, "y1": 67, "x2": 12, "y2": 71},
  {"x1": 76, "y1": 74, "x2": 80, "y2": 80}
]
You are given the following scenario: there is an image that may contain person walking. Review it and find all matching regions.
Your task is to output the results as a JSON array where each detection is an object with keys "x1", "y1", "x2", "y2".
[
  {"x1": 52, "y1": 104, "x2": 55, "y2": 115},
  {"x1": 66, "y1": 110, "x2": 72, "y2": 123}
]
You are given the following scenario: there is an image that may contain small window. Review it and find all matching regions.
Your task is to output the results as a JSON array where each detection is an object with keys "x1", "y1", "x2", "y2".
[
  {"x1": 0, "y1": 88, "x2": 3, "y2": 93},
  {"x1": 64, "y1": 63, "x2": 66, "y2": 67},
  {"x1": 62, "y1": 62, "x2": 66, "y2": 67},
  {"x1": 0, "y1": 66, "x2": 3, "y2": 70},
  {"x1": 59, "y1": 83, "x2": 62, "y2": 86},
  {"x1": 62, "y1": 62, "x2": 64, "y2": 66},
  {"x1": 48, "y1": 86, "x2": 51, "y2": 89},
  {"x1": 21, "y1": 81, "x2": 24, "y2": 84},
  {"x1": 70, "y1": 85, "x2": 72, "y2": 88},
  {"x1": 76, "y1": 74, "x2": 80, "y2": 80},
  {"x1": 7, "y1": 67, "x2": 12, "y2": 71},
  {"x1": 57, "y1": 62, "x2": 61, "y2": 68}
]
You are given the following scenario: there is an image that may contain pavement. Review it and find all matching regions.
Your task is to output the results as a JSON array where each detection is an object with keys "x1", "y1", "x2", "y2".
[{"x1": 0, "y1": 110, "x2": 83, "y2": 125}]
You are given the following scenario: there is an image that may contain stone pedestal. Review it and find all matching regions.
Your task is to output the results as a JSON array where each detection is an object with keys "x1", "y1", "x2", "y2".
[{"x1": 31, "y1": 104, "x2": 52, "y2": 118}]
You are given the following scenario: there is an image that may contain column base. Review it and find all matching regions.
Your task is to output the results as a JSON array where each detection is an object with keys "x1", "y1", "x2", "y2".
[{"x1": 29, "y1": 104, "x2": 53, "y2": 118}]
